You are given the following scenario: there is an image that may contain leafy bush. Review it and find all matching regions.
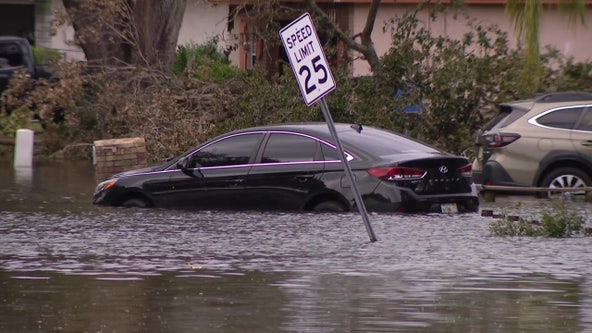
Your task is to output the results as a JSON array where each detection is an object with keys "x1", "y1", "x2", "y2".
[
  {"x1": 173, "y1": 38, "x2": 245, "y2": 81},
  {"x1": 0, "y1": 106, "x2": 32, "y2": 138},
  {"x1": 489, "y1": 200, "x2": 586, "y2": 237},
  {"x1": 32, "y1": 47, "x2": 63, "y2": 65}
]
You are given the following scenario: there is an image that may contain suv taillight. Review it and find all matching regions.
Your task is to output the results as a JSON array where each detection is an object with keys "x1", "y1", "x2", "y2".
[
  {"x1": 458, "y1": 163, "x2": 472, "y2": 178},
  {"x1": 367, "y1": 167, "x2": 427, "y2": 181},
  {"x1": 483, "y1": 132, "x2": 520, "y2": 147}
]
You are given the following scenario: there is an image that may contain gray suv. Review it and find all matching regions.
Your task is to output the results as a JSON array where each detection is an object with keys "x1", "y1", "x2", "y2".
[{"x1": 473, "y1": 91, "x2": 592, "y2": 196}]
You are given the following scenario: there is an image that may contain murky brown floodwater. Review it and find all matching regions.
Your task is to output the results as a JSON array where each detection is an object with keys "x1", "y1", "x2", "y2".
[{"x1": 2, "y1": 161, "x2": 592, "y2": 332}]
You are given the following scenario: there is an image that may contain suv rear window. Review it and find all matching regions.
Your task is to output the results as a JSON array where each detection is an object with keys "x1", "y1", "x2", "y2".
[{"x1": 488, "y1": 105, "x2": 530, "y2": 131}]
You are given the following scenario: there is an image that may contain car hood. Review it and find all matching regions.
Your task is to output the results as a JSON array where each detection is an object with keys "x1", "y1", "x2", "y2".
[{"x1": 112, "y1": 164, "x2": 166, "y2": 178}]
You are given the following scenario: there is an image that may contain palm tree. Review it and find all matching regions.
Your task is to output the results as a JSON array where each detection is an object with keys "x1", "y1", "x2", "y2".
[{"x1": 506, "y1": 0, "x2": 586, "y2": 93}]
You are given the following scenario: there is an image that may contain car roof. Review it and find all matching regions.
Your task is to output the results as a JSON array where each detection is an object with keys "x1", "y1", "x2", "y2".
[
  {"x1": 502, "y1": 91, "x2": 592, "y2": 110},
  {"x1": 488, "y1": 91, "x2": 592, "y2": 130},
  {"x1": 233, "y1": 122, "x2": 404, "y2": 143},
  {"x1": 235, "y1": 122, "x2": 443, "y2": 156}
]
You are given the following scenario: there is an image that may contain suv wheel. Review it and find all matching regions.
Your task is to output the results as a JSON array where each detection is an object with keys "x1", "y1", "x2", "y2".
[{"x1": 540, "y1": 167, "x2": 592, "y2": 198}]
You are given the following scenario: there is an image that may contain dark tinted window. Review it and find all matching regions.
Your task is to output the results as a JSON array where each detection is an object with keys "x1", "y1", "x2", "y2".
[
  {"x1": 0, "y1": 42, "x2": 25, "y2": 67},
  {"x1": 486, "y1": 104, "x2": 529, "y2": 131},
  {"x1": 339, "y1": 127, "x2": 439, "y2": 156},
  {"x1": 321, "y1": 143, "x2": 342, "y2": 161},
  {"x1": 576, "y1": 108, "x2": 592, "y2": 131},
  {"x1": 261, "y1": 133, "x2": 318, "y2": 163},
  {"x1": 190, "y1": 133, "x2": 262, "y2": 167},
  {"x1": 536, "y1": 107, "x2": 584, "y2": 129}
]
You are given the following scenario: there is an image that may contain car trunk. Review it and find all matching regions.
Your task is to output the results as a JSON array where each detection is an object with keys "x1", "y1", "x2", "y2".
[{"x1": 393, "y1": 157, "x2": 473, "y2": 195}]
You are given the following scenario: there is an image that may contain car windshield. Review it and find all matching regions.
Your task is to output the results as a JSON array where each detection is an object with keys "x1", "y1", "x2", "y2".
[{"x1": 339, "y1": 127, "x2": 440, "y2": 156}]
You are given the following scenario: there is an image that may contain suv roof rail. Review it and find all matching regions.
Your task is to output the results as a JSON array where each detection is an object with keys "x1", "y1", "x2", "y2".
[{"x1": 533, "y1": 91, "x2": 592, "y2": 103}]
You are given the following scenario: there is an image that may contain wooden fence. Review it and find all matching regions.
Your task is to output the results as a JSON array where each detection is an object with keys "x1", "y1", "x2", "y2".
[{"x1": 477, "y1": 185, "x2": 592, "y2": 202}]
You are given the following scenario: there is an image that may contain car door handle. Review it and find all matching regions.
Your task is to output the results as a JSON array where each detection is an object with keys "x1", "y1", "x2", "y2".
[
  {"x1": 228, "y1": 179, "x2": 244, "y2": 186},
  {"x1": 295, "y1": 175, "x2": 314, "y2": 182},
  {"x1": 582, "y1": 140, "x2": 592, "y2": 147}
]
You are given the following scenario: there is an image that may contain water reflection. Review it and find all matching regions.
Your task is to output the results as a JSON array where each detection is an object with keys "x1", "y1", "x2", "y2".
[
  {"x1": 0, "y1": 269, "x2": 587, "y2": 332},
  {"x1": 13, "y1": 166, "x2": 33, "y2": 188},
  {"x1": 2, "y1": 161, "x2": 592, "y2": 332}
]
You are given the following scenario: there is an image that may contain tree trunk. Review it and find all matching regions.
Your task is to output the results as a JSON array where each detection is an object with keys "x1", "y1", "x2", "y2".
[
  {"x1": 133, "y1": 0, "x2": 187, "y2": 71},
  {"x1": 306, "y1": 0, "x2": 382, "y2": 74},
  {"x1": 62, "y1": 0, "x2": 187, "y2": 72}
]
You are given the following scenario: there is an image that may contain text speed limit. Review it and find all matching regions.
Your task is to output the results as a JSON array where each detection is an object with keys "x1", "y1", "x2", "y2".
[{"x1": 279, "y1": 13, "x2": 336, "y2": 106}]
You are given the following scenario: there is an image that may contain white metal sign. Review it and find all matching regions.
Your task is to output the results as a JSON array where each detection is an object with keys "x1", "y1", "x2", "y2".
[{"x1": 279, "y1": 13, "x2": 336, "y2": 106}]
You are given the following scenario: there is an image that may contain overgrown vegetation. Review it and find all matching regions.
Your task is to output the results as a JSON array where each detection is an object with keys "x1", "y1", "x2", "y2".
[
  {"x1": 31, "y1": 46, "x2": 63, "y2": 65},
  {"x1": 489, "y1": 200, "x2": 587, "y2": 237},
  {"x1": 172, "y1": 37, "x2": 245, "y2": 81},
  {"x1": 1, "y1": 8, "x2": 592, "y2": 161}
]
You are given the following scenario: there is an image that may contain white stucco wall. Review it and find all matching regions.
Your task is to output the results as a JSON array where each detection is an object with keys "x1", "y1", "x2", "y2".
[
  {"x1": 178, "y1": 1, "x2": 229, "y2": 47},
  {"x1": 351, "y1": 4, "x2": 592, "y2": 76},
  {"x1": 48, "y1": 0, "x2": 85, "y2": 60}
]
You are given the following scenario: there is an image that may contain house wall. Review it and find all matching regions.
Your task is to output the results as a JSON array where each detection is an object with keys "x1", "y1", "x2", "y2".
[
  {"x1": 351, "y1": 3, "x2": 592, "y2": 76},
  {"x1": 46, "y1": 0, "x2": 230, "y2": 62},
  {"x1": 48, "y1": 0, "x2": 85, "y2": 60},
  {"x1": 178, "y1": 1, "x2": 229, "y2": 47},
  {"x1": 26, "y1": 1, "x2": 592, "y2": 77}
]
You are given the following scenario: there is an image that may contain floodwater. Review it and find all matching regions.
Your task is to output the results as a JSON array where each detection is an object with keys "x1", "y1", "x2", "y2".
[{"x1": 2, "y1": 161, "x2": 592, "y2": 332}]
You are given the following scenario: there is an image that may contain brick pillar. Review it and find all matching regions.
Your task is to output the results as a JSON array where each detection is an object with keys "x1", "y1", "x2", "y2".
[{"x1": 93, "y1": 137, "x2": 148, "y2": 182}]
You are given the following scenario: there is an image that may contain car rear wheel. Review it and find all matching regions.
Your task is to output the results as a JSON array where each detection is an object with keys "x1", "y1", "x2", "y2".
[
  {"x1": 540, "y1": 167, "x2": 592, "y2": 198},
  {"x1": 121, "y1": 197, "x2": 151, "y2": 208},
  {"x1": 312, "y1": 200, "x2": 347, "y2": 212}
]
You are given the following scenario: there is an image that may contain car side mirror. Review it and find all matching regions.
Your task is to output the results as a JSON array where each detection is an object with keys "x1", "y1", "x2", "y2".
[{"x1": 176, "y1": 157, "x2": 189, "y2": 170}]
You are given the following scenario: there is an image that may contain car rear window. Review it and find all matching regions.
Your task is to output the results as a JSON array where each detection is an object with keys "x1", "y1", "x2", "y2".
[{"x1": 339, "y1": 127, "x2": 439, "y2": 156}]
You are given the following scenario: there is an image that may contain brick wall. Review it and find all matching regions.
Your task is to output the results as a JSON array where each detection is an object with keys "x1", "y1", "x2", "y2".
[{"x1": 93, "y1": 137, "x2": 148, "y2": 182}]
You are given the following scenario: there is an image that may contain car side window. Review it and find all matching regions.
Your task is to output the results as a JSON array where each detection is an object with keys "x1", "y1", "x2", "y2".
[
  {"x1": 576, "y1": 108, "x2": 592, "y2": 131},
  {"x1": 536, "y1": 107, "x2": 585, "y2": 129},
  {"x1": 321, "y1": 142, "x2": 342, "y2": 161},
  {"x1": 189, "y1": 133, "x2": 262, "y2": 168},
  {"x1": 261, "y1": 133, "x2": 319, "y2": 163}
]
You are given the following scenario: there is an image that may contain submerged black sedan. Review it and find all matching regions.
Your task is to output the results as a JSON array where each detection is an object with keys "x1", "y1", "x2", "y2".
[{"x1": 93, "y1": 123, "x2": 479, "y2": 213}]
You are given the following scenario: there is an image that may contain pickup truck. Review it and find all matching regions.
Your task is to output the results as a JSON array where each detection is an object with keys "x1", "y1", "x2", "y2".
[{"x1": 0, "y1": 36, "x2": 51, "y2": 96}]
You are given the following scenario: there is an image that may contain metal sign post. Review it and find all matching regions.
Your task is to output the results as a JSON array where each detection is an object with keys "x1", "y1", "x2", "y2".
[
  {"x1": 280, "y1": 13, "x2": 377, "y2": 242},
  {"x1": 319, "y1": 99, "x2": 377, "y2": 242}
]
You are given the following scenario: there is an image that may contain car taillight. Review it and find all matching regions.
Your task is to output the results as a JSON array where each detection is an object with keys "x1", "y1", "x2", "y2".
[
  {"x1": 458, "y1": 163, "x2": 472, "y2": 177},
  {"x1": 367, "y1": 167, "x2": 427, "y2": 181},
  {"x1": 483, "y1": 132, "x2": 520, "y2": 147}
]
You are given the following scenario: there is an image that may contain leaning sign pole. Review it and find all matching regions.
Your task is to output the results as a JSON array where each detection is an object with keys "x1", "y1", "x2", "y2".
[{"x1": 280, "y1": 13, "x2": 377, "y2": 242}]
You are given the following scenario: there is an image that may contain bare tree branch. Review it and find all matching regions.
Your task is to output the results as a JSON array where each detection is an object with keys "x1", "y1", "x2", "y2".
[{"x1": 305, "y1": 0, "x2": 382, "y2": 73}]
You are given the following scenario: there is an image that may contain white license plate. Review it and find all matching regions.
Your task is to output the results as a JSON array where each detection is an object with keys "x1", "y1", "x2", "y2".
[{"x1": 441, "y1": 203, "x2": 458, "y2": 214}]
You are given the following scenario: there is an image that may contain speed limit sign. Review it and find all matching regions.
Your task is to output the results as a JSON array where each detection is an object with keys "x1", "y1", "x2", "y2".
[{"x1": 279, "y1": 13, "x2": 336, "y2": 106}]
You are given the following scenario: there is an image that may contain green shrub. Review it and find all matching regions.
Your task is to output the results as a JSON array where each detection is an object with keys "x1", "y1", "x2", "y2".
[
  {"x1": 173, "y1": 38, "x2": 245, "y2": 81},
  {"x1": 0, "y1": 106, "x2": 32, "y2": 138},
  {"x1": 489, "y1": 200, "x2": 586, "y2": 237},
  {"x1": 32, "y1": 47, "x2": 62, "y2": 65},
  {"x1": 540, "y1": 201, "x2": 585, "y2": 237}
]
